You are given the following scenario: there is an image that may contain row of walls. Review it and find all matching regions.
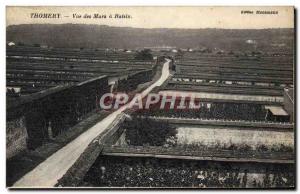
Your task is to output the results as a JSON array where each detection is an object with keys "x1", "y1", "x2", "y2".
[
  {"x1": 7, "y1": 76, "x2": 110, "y2": 155},
  {"x1": 6, "y1": 67, "x2": 157, "y2": 159}
]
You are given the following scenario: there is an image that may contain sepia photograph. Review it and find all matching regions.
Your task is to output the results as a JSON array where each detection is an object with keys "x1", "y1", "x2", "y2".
[{"x1": 5, "y1": 6, "x2": 295, "y2": 189}]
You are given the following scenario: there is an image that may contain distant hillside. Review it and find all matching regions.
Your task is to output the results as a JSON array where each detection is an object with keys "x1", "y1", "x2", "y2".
[{"x1": 6, "y1": 24, "x2": 294, "y2": 52}]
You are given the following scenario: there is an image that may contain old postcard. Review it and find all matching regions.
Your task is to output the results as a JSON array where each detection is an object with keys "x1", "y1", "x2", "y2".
[{"x1": 6, "y1": 6, "x2": 295, "y2": 189}]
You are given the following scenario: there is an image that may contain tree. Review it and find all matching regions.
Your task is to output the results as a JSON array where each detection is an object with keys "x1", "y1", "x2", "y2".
[
  {"x1": 17, "y1": 42, "x2": 25, "y2": 46},
  {"x1": 134, "y1": 49, "x2": 153, "y2": 60},
  {"x1": 124, "y1": 117, "x2": 177, "y2": 146}
]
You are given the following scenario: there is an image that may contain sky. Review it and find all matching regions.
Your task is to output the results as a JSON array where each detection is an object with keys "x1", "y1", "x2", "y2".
[{"x1": 6, "y1": 6, "x2": 294, "y2": 29}]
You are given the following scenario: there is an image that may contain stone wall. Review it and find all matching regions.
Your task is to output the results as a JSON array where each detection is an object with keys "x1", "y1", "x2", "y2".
[
  {"x1": 283, "y1": 88, "x2": 294, "y2": 122},
  {"x1": 7, "y1": 75, "x2": 110, "y2": 151},
  {"x1": 6, "y1": 116, "x2": 27, "y2": 159},
  {"x1": 117, "y1": 69, "x2": 153, "y2": 93}
]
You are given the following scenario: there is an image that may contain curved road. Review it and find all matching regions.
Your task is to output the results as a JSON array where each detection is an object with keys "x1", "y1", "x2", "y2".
[{"x1": 13, "y1": 60, "x2": 170, "y2": 188}]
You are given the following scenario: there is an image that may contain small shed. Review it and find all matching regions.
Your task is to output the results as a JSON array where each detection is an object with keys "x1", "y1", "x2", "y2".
[{"x1": 264, "y1": 105, "x2": 290, "y2": 122}]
